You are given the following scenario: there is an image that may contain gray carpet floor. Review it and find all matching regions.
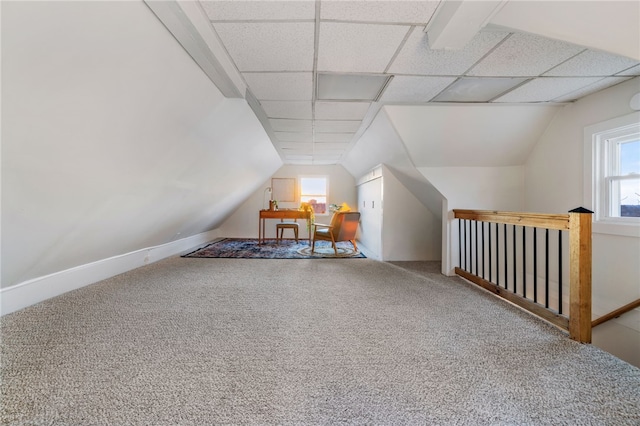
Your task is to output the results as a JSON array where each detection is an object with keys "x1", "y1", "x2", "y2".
[{"x1": 1, "y1": 257, "x2": 639, "y2": 425}]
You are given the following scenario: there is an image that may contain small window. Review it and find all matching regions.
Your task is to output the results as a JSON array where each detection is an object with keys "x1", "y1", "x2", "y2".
[{"x1": 300, "y1": 177, "x2": 327, "y2": 214}]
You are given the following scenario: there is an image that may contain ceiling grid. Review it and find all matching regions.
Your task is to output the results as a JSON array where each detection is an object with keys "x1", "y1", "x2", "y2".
[{"x1": 200, "y1": 0, "x2": 639, "y2": 165}]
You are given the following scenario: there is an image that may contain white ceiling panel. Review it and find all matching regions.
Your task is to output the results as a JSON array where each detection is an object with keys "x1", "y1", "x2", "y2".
[
  {"x1": 312, "y1": 159, "x2": 344, "y2": 165},
  {"x1": 380, "y1": 76, "x2": 456, "y2": 103},
  {"x1": 433, "y1": 77, "x2": 528, "y2": 102},
  {"x1": 317, "y1": 73, "x2": 390, "y2": 101},
  {"x1": 317, "y1": 22, "x2": 410, "y2": 73},
  {"x1": 202, "y1": 0, "x2": 315, "y2": 21},
  {"x1": 552, "y1": 77, "x2": 631, "y2": 102},
  {"x1": 311, "y1": 155, "x2": 344, "y2": 161},
  {"x1": 313, "y1": 142, "x2": 352, "y2": 150},
  {"x1": 274, "y1": 132, "x2": 313, "y2": 142},
  {"x1": 315, "y1": 120, "x2": 362, "y2": 133},
  {"x1": 320, "y1": 1, "x2": 438, "y2": 24},
  {"x1": 279, "y1": 143, "x2": 313, "y2": 150},
  {"x1": 544, "y1": 50, "x2": 640, "y2": 77},
  {"x1": 261, "y1": 101, "x2": 312, "y2": 119},
  {"x1": 243, "y1": 73, "x2": 313, "y2": 100},
  {"x1": 468, "y1": 33, "x2": 584, "y2": 77},
  {"x1": 213, "y1": 22, "x2": 314, "y2": 71},
  {"x1": 493, "y1": 77, "x2": 602, "y2": 103},
  {"x1": 315, "y1": 101, "x2": 371, "y2": 120},
  {"x1": 617, "y1": 64, "x2": 640, "y2": 76},
  {"x1": 270, "y1": 119, "x2": 313, "y2": 132},
  {"x1": 314, "y1": 133, "x2": 355, "y2": 143},
  {"x1": 310, "y1": 150, "x2": 347, "y2": 157},
  {"x1": 389, "y1": 28, "x2": 508, "y2": 75},
  {"x1": 190, "y1": 0, "x2": 640, "y2": 166},
  {"x1": 487, "y1": 1, "x2": 640, "y2": 61}
]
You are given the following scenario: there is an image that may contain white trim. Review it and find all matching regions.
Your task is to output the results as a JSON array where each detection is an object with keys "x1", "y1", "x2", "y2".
[
  {"x1": 0, "y1": 229, "x2": 219, "y2": 316},
  {"x1": 584, "y1": 111, "x2": 640, "y2": 238}
]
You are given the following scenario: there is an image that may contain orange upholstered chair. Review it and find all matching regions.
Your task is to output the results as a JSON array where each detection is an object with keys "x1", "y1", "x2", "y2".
[{"x1": 311, "y1": 211, "x2": 360, "y2": 255}]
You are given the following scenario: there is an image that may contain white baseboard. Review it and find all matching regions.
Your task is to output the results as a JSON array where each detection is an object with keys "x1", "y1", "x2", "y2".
[{"x1": 0, "y1": 229, "x2": 219, "y2": 316}]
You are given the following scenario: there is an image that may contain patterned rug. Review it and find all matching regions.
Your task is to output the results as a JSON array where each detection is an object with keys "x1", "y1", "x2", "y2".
[{"x1": 182, "y1": 238, "x2": 366, "y2": 259}]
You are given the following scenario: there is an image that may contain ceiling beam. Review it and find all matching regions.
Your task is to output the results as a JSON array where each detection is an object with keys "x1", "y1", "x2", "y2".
[
  {"x1": 425, "y1": 0, "x2": 507, "y2": 50},
  {"x1": 144, "y1": 0, "x2": 245, "y2": 98}
]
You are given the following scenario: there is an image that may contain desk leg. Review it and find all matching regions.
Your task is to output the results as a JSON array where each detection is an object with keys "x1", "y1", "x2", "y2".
[{"x1": 259, "y1": 217, "x2": 263, "y2": 244}]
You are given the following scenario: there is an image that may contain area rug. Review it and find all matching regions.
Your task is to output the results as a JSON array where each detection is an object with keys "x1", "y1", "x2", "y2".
[{"x1": 182, "y1": 238, "x2": 365, "y2": 259}]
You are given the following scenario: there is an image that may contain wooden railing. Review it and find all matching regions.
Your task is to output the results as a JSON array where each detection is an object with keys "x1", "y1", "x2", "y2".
[
  {"x1": 453, "y1": 208, "x2": 593, "y2": 343},
  {"x1": 592, "y1": 299, "x2": 640, "y2": 328}
]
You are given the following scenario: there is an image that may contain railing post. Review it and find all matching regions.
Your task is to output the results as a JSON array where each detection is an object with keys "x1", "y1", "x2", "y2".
[{"x1": 568, "y1": 207, "x2": 593, "y2": 343}]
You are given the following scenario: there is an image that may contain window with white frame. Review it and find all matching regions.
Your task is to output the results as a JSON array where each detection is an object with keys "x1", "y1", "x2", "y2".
[
  {"x1": 300, "y1": 177, "x2": 327, "y2": 214},
  {"x1": 586, "y1": 112, "x2": 640, "y2": 233}
]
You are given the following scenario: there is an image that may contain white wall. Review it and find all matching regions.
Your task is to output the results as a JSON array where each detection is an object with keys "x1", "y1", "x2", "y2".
[
  {"x1": 382, "y1": 166, "x2": 441, "y2": 261},
  {"x1": 342, "y1": 109, "x2": 444, "y2": 260},
  {"x1": 419, "y1": 166, "x2": 525, "y2": 274},
  {"x1": 217, "y1": 165, "x2": 356, "y2": 240},
  {"x1": 1, "y1": 2, "x2": 281, "y2": 298},
  {"x1": 524, "y1": 77, "x2": 640, "y2": 367}
]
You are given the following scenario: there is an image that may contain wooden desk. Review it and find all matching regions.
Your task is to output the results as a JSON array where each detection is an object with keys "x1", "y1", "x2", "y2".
[{"x1": 259, "y1": 209, "x2": 311, "y2": 244}]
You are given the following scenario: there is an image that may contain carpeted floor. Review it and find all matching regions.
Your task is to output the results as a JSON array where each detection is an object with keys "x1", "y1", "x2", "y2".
[
  {"x1": 1, "y1": 257, "x2": 639, "y2": 425},
  {"x1": 183, "y1": 238, "x2": 365, "y2": 259}
]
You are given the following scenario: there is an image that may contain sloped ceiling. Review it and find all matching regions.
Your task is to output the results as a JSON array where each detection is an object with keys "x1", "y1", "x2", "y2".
[
  {"x1": 341, "y1": 109, "x2": 444, "y2": 218},
  {"x1": 1, "y1": 1, "x2": 282, "y2": 287},
  {"x1": 384, "y1": 104, "x2": 562, "y2": 167},
  {"x1": 184, "y1": 0, "x2": 640, "y2": 166}
]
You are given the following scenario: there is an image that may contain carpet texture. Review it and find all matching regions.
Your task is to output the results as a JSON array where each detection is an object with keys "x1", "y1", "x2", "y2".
[
  {"x1": 182, "y1": 238, "x2": 365, "y2": 259},
  {"x1": 1, "y1": 257, "x2": 639, "y2": 425}
]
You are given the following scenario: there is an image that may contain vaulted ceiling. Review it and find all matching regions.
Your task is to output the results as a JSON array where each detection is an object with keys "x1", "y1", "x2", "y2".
[{"x1": 154, "y1": 0, "x2": 640, "y2": 165}]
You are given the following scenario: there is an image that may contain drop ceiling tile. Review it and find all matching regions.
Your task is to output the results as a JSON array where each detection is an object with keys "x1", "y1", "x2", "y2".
[
  {"x1": 468, "y1": 33, "x2": 584, "y2": 77},
  {"x1": 274, "y1": 132, "x2": 313, "y2": 142},
  {"x1": 388, "y1": 29, "x2": 508, "y2": 75},
  {"x1": 313, "y1": 142, "x2": 352, "y2": 150},
  {"x1": 311, "y1": 155, "x2": 343, "y2": 162},
  {"x1": 433, "y1": 77, "x2": 528, "y2": 102},
  {"x1": 279, "y1": 143, "x2": 313, "y2": 151},
  {"x1": 261, "y1": 101, "x2": 312, "y2": 119},
  {"x1": 270, "y1": 119, "x2": 313, "y2": 132},
  {"x1": 310, "y1": 149, "x2": 346, "y2": 156},
  {"x1": 313, "y1": 133, "x2": 355, "y2": 143},
  {"x1": 312, "y1": 159, "x2": 341, "y2": 165},
  {"x1": 315, "y1": 120, "x2": 362, "y2": 133},
  {"x1": 317, "y1": 22, "x2": 410, "y2": 73},
  {"x1": 243, "y1": 73, "x2": 312, "y2": 100},
  {"x1": 617, "y1": 64, "x2": 640, "y2": 76},
  {"x1": 493, "y1": 77, "x2": 602, "y2": 103},
  {"x1": 214, "y1": 22, "x2": 314, "y2": 71},
  {"x1": 201, "y1": 1, "x2": 315, "y2": 21},
  {"x1": 379, "y1": 76, "x2": 456, "y2": 103},
  {"x1": 317, "y1": 73, "x2": 390, "y2": 101},
  {"x1": 552, "y1": 77, "x2": 632, "y2": 102},
  {"x1": 544, "y1": 50, "x2": 640, "y2": 76},
  {"x1": 320, "y1": 1, "x2": 438, "y2": 24},
  {"x1": 315, "y1": 102, "x2": 371, "y2": 120}
]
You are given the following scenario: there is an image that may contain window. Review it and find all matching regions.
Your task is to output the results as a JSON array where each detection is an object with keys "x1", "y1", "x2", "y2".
[
  {"x1": 605, "y1": 136, "x2": 640, "y2": 218},
  {"x1": 585, "y1": 112, "x2": 640, "y2": 236},
  {"x1": 300, "y1": 177, "x2": 327, "y2": 214}
]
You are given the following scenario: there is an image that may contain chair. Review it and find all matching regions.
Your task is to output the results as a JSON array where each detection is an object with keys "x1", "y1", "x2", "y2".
[
  {"x1": 311, "y1": 211, "x2": 360, "y2": 255},
  {"x1": 276, "y1": 219, "x2": 299, "y2": 243}
]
